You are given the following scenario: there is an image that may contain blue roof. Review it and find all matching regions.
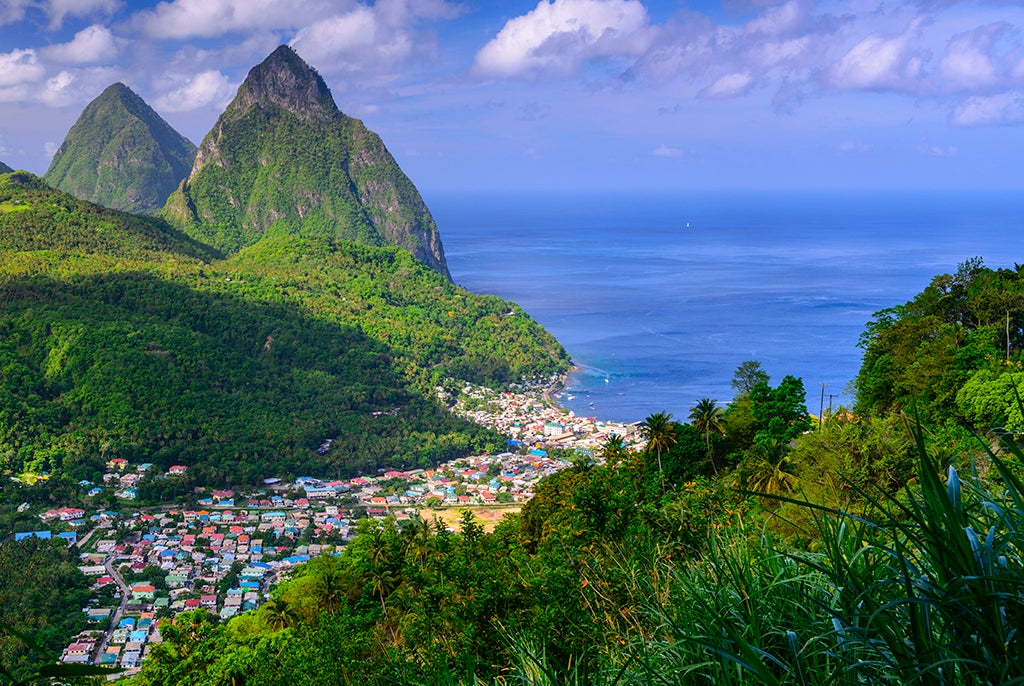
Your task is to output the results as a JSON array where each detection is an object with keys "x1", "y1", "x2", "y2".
[
  {"x1": 14, "y1": 531, "x2": 51, "y2": 541},
  {"x1": 529, "y1": 449, "x2": 548, "y2": 457}
]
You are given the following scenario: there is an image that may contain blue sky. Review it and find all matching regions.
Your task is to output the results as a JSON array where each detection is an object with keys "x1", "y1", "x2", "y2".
[{"x1": 1, "y1": 0, "x2": 1023, "y2": 192}]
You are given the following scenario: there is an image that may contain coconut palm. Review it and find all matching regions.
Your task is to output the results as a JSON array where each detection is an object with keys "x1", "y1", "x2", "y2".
[
  {"x1": 689, "y1": 398, "x2": 725, "y2": 475},
  {"x1": 599, "y1": 434, "x2": 630, "y2": 467},
  {"x1": 260, "y1": 597, "x2": 299, "y2": 631},
  {"x1": 745, "y1": 439, "x2": 798, "y2": 495},
  {"x1": 641, "y1": 411, "x2": 678, "y2": 477}
]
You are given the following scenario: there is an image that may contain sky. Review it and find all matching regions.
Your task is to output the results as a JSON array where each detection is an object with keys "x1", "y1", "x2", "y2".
[{"x1": 1, "y1": 0, "x2": 1023, "y2": 193}]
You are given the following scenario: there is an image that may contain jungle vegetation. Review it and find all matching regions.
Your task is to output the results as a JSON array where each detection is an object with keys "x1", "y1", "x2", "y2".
[{"x1": 116, "y1": 258, "x2": 1024, "y2": 686}]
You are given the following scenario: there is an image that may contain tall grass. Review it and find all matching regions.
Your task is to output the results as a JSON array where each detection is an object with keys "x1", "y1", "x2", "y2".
[{"x1": 634, "y1": 424, "x2": 1024, "y2": 685}]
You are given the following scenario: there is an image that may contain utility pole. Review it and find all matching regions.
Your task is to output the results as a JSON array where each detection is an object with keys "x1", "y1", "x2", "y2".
[{"x1": 819, "y1": 383, "x2": 826, "y2": 430}]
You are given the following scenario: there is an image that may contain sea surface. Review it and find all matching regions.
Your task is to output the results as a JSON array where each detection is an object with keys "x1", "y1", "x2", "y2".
[{"x1": 428, "y1": 190, "x2": 1023, "y2": 424}]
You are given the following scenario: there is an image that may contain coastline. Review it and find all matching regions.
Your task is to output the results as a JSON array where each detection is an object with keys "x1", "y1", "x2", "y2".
[
  {"x1": 451, "y1": 372, "x2": 641, "y2": 455},
  {"x1": 540, "y1": 365, "x2": 580, "y2": 412}
]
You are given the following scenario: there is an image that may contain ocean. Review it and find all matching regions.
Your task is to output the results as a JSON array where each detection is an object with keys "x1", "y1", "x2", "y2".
[{"x1": 428, "y1": 190, "x2": 1024, "y2": 424}]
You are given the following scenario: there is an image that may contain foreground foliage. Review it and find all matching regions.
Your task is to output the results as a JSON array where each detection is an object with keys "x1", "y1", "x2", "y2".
[{"x1": 124, "y1": 422, "x2": 1024, "y2": 685}]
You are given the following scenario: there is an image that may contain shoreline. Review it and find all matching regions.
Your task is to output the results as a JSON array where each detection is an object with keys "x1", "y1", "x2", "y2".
[{"x1": 540, "y1": 365, "x2": 580, "y2": 412}]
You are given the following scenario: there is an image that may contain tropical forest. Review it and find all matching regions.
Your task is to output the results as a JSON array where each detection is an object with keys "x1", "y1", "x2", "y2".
[{"x1": 1, "y1": 42, "x2": 1024, "y2": 686}]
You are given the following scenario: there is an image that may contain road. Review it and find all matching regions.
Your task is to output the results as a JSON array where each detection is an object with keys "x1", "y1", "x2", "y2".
[{"x1": 91, "y1": 556, "x2": 131, "y2": 664}]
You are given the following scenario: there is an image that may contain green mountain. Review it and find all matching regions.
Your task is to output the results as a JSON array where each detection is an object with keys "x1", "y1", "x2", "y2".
[
  {"x1": 0, "y1": 170, "x2": 218, "y2": 263},
  {"x1": 0, "y1": 172, "x2": 567, "y2": 486},
  {"x1": 44, "y1": 82, "x2": 196, "y2": 214},
  {"x1": 0, "y1": 161, "x2": 12, "y2": 174},
  {"x1": 164, "y1": 45, "x2": 450, "y2": 277}
]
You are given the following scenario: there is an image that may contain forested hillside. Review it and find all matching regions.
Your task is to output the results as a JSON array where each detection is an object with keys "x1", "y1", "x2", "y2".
[
  {"x1": 164, "y1": 45, "x2": 450, "y2": 276},
  {"x1": 0, "y1": 171, "x2": 567, "y2": 486}
]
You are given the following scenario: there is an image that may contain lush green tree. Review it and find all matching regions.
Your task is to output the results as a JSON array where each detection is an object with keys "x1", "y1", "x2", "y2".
[
  {"x1": 688, "y1": 398, "x2": 725, "y2": 474},
  {"x1": 749, "y1": 375, "x2": 811, "y2": 448},
  {"x1": 640, "y1": 411, "x2": 678, "y2": 479},
  {"x1": 731, "y1": 360, "x2": 769, "y2": 397}
]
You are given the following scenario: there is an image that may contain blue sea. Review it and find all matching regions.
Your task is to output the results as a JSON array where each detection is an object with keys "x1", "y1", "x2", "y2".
[{"x1": 428, "y1": 191, "x2": 1023, "y2": 424}]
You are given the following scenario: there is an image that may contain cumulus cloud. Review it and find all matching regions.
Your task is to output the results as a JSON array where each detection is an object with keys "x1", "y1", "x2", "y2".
[
  {"x1": 472, "y1": 0, "x2": 653, "y2": 79},
  {"x1": 951, "y1": 91, "x2": 1024, "y2": 126},
  {"x1": 42, "y1": 24, "x2": 118, "y2": 64},
  {"x1": 290, "y1": 6, "x2": 414, "y2": 71},
  {"x1": 0, "y1": 49, "x2": 46, "y2": 88},
  {"x1": 700, "y1": 72, "x2": 754, "y2": 98},
  {"x1": 0, "y1": 0, "x2": 33, "y2": 26},
  {"x1": 39, "y1": 70, "x2": 77, "y2": 105},
  {"x1": 156, "y1": 70, "x2": 236, "y2": 112},
  {"x1": 132, "y1": 0, "x2": 338, "y2": 39},
  {"x1": 743, "y1": 0, "x2": 804, "y2": 37},
  {"x1": 290, "y1": 1, "x2": 463, "y2": 77},
  {"x1": 826, "y1": 17, "x2": 930, "y2": 92},
  {"x1": 939, "y1": 23, "x2": 1007, "y2": 91}
]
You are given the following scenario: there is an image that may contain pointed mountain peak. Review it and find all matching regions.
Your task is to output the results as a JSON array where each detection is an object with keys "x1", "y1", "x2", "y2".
[
  {"x1": 230, "y1": 44, "x2": 336, "y2": 121},
  {"x1": 44, "y1": 81, "x2": 196, "y2": 214},
  {"x1": 0, "y1": 161, "x2": 12, "y2": 174}
]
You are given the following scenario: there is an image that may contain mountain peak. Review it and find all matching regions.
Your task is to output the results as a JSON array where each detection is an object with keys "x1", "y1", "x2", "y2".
[
  {"x1": 230, "y1": 44, "x2": 336, "y2": 121},
  {"x1": 44, "y1": 81, "x2": 196, "y2": 214},
  {"x1": 0, "y1": 161, "x2": 12, "y2": 174}
]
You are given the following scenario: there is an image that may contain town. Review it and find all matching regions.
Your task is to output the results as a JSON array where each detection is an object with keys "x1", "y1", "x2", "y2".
[{"x1": 7, "y1": 380, "x2": 642, "y2": 676}]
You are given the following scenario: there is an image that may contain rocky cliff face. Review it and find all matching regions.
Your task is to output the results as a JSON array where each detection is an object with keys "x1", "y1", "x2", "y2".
[
  {"x1": 44, "y1": 83, "x2": 196, "y2": 214},
  {"x1": 164, "y1": 45, "x2": 450, "y2": 277}
]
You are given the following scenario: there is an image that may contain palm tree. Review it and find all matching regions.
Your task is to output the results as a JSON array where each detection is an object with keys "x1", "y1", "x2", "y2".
[
  {"x1": 312, "y1": 565, "x2": 349, "y2": 615},
  {"x1": 745, "y1": 439, "x2": 798, "y2": 495},
  {"x1": 599, "y1": 434, "x2": 630, "y2": 468},
  {"x1": 641, "y1": 412, "x2": 678, "y2": 477},
  {"x1": 689, "y1": 398, "x2": 725, "y2": 475},
  {"x1": 260, "y1": 597, "x2": 299, "y2": 631}
]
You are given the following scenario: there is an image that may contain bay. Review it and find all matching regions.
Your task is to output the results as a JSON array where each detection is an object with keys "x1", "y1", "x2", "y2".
[{"x1": 427, "y1": 190, "x2": 1024, "y2": 424}]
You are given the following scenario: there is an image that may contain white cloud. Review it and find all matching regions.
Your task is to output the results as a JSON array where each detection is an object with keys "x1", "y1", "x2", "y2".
[
  {"x1": 652, "y1": 144, "x2": 682, "y2": 157},
  {"x1": 39, "y1": 70, "x2": 76, "y2": 105},
  {"x1": 951, "y1": 91, "x2": 1024, "y2": 126},
  {"x1": 0, "y1": 0, "x2": 33, "y2": 26},
  {"x1": 938, "y1": 23, "x2": 1006, "y2": 91},
  {"x1": 156, "y1": 70, "x2": 236, "y2": 112},
  {"x1": 826, "y1": 17, "x2": 929, "y2": 92},
  {"x1": 752, "y1": 37, "x2": 811, "y2": 69},
  {"x1": 472, "y1": 0, "x2": 653, "y2": 79},
  {"x1": 290, "y1": 6, "x2": 413, "y2": 70},
  {"x1": 132, "y1": 0, "x2": 338, "y2": 39},
  {"x1": 919, "y1": 143, "x2": 957, "y2": 156},
  {"x1": 743, "y1": 0, "x2": 804, "y2": 37},
  {"x1": 700, "y1": 71, "x2": 754, "y2": 99},
  {"x1": 44, "y1": 0, "x2": 120, "y2": 29},
  {"x1": 838, "y1": 140, "x2": 872, "y2": 154},
  {"x1": 42, "y1": 24, "x2": 119, "y2": 64},
  {"x1": 0, "y1": 49, "x2": 46, "y2": 88},
  {"x1": 0, "y1": 0, "x2": 119, "y2": 28}
]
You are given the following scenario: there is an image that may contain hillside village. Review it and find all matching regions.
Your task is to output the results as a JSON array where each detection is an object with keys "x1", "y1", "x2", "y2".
[{"x1": 9, "y1": 381, "x2": 642, "y2": 675}]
